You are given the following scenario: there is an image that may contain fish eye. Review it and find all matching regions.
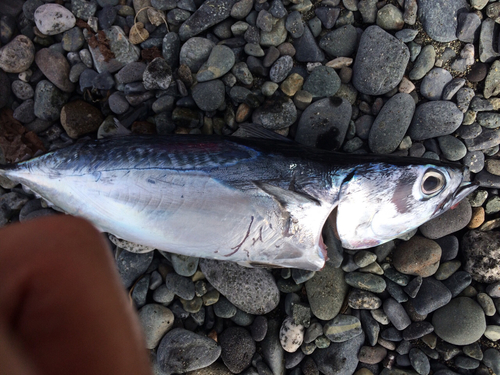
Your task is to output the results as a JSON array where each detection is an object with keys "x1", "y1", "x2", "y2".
[{"x1": 421, "y1": 169, "x2": 446, "y2": 195}]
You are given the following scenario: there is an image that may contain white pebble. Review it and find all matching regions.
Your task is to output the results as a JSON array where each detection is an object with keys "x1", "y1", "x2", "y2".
[
  {"x1": 279, "y1": 316, "x2": 304, "y2": 353},
  {"x1": 34, "y1": 4, "x2": 76, "y2": 36}
]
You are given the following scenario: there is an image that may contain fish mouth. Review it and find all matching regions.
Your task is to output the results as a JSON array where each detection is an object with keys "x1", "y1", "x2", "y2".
[{"x1": 434, "y1": 181, "x2": 478, "y2": 215}]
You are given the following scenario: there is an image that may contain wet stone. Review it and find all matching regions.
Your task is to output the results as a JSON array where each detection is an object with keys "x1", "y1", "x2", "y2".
[
  {"x1": 403, "y1": 321, "x2": 434, "y2": 341},
  {"x1": 312, "y1": 331, "x2": 364, "y2": 375},
  {"x1": 34, "y1": 80, "x2": 69, "y2": 121},
  {"x1": 358, "y1": 345, "x2": 387, "y2": 365},
  {"x1": 383, "y1": 298, "x2": 411, "y2": 330},
  {"x1": 192, "y1": 80, "x2": 225, "y2": 112},
  {"x1": 319, "y1": 24, "x2": 358, "y2": 58},
  {"x1": 352, "y1": 26, "x2": 409, "y2": 95},
  {"x1": 270, "y1": 55, "x2": 294, "y2": 83},
  {"x1": 293, "y1": 25, "x2": 324, "y2": 63},
  {"x1": 252, "y1": 96, "x2": 297, "y2": 130}
]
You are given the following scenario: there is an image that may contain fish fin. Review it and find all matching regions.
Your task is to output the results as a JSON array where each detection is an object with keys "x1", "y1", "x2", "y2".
[
  {"x1": 238, "y1": 123, "x2": 293, "y2": 142},
  {"x1": 253, "y1": 181, "x2": 320, "y2": 207}
]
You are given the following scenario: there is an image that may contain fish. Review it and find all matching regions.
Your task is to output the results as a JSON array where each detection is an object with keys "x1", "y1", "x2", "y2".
[{"x1": 0, "y1": 133, "x2": 477, "y2": 271}]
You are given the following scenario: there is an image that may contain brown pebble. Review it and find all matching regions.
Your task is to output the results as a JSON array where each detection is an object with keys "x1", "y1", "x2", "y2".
[
  {"x1": 235, "y1": 103, "x2": 251, "y2": 122},
  {"x1": 129, "y1": 22, "x2": 149, "y2": 45},
  {"x1": 468, "y1": 206, "x2": 485, "y2": 229},
  {"x1": 60, "y1": 100, "x2": 104, "y2": 138},
  {"x1": 35, "y1": 48, "x2": 74, "y2": 92},
  {"x1": 358, "y1": 345, "x2": 387, "y2": 364},
  {"x1": 485, "y1": 159, "x2": 500, "y2": 176},
  {"x1": 392, "y1": 236, "x2": 441, "y2": 277},
  {"x1": 281, "y1": 73, "x2": 303, "y2": 96}
]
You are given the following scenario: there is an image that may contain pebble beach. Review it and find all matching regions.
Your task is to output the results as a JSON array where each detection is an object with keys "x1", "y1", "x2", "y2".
[{"x1": 1, "y1": 0, "x2": 500, "y2": 374}]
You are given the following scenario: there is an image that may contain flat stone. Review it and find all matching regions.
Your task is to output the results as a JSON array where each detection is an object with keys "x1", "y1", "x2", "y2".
[
  {"x1": 295, "y1": 97, "x2": 351, "y2": 150},
  {"x1": 352, "y1": 25, "x2": 409, "y2": 95},
  {"x1": 432, "y1": 297, "x2": 486, "y2": 345},
  {"x1": 383, "y1": 298, "x2": 411, "y2": 330},
  {"x1": 115, "y1": 250, "x2": 153, "y2": 289},
  {"x1": 139, "y1": 304, "x2": 174, "y2": 349},
  {"x1": 219, "y1": 326, "x2": 256, "y2": 373},
  {"x1": 157, "y1": 328, "x2": 221, "y2": 375},
  {"x1": 33, "y1": 80, "x2": 70, "y2": 121},
  {"x1": 252, "y1": 96, "x2": 297, "y2": 130},
  {"x1": 200, "y1": 259, "x2": 279, "y2": 315},
  {"x1": 419, "y1": 200, "x2": 472, "y2": 239},
  {"x1": 143, "y1": 57, "x2": 172, "y2": 90},
  {"x1": 412, "y1": 277, "x2": 452, "y2": 315},
  {"x1": 420, "y1": 68, "x2": 453, "y2": 100},
  {"x1": 305, "y1": 262, "x2": 347, "y2": 320},
  {"x1": 312, "y1": 331, "x2": 365, "y2": 375},
  {"x1": 179, "y1": 0, "x2": 234, "y2": 41},
  {"x1": 319, "y1": 24, "x2": 358, "y2": 57},
  {"x1": 303, "y1": 66, "x2": 340, "y2": 98},
  {"x1": 408, "y1": 101, "x2": 463, "y2": 141},
  {"x1": 393, "y1": 236, "x2": 441, "y2": 277},
  {"x1": 192, "y1": 80, "x2": 225, "y2": 112},
  {"x1": 293, "y1": 24, "x2": 325, "y2": 62},
  {"x1": 197, "y1": 45, "x2": 235, "y2": 82},
  {"x1": 345, "y1": 272, "x2": 386, "y2": 293},
  {"x1": 417, "y1": 0, "x2": 469, "y2": 42},
  {"x1": 323, "y1": 314, "x2": 362, "y2": 342},
  {"x1": 368, "y1": 93, "x2": 415, "y2": 154},
  {"x1": 462, "y1": 230, "x2": 500, "y2": 283},
  {"x1": 479, "y1": 19, "x2": 500, "y2": 63}
]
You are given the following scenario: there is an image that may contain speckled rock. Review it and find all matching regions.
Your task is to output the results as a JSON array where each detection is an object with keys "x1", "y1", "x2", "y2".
[
  {"x1": 219, "y1": 326, "x2": 256, "y2": 373},
  {"x1": 408, "y1": 101, "x2": 463, "y2": 141},
  {"x1": 139, "y1": 304, "x2": 174, "y2": 349},
  {"x1": 393, "y1": 236, "x2": 441, "y2": 277},
  {"x1": 419, "y1": 200, "x2": 472, "y2": 239},
  {"x1": 60, "y1": 100, "x2": 104, "y2": 139},
  {"x1": 200, "y1": 259, "x2": 279, "y2": 315},
  {"x1": 418, "y1": 0, "x2": 469, "y2": 42},
  {"x1": 462, "y1": 230, "x2": 500, "y2": 283},
  {"x1": 34, "y1": 3, "x2": 76, "y2": 35},
  {"x1": 178, "y1": 0, "x2": 233, "y2": 41},
  {"x1": 35, "y1": 48, "x2": 75, "y2": 93},
  {"x1": 252, "y1": 96, "x2": 297, "y2": 130},
  {"x1": 280, "y1": 316, "x2": 305, "y2": 353},
  {"x1": 352, "y1": 26, "x2": 409, "y2": 95},
  {"x1": 0, "y1": 35, "x2": 35, "y2": 73}
]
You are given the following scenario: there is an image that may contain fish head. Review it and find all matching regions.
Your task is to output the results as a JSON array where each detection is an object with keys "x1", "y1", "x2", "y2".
[{"x1": 335, "y1": 162, "x2": 477, "y2": 249}]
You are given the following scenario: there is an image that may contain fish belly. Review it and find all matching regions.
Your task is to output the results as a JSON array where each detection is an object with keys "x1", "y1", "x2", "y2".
[{"x1": 8, "y1": 167, "x2": 326, "y2": 269}]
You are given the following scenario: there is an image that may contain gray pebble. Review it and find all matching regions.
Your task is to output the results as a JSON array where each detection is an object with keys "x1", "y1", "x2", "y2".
[
  {"x1": 303, "y1": 66, "x2": 340, "y2": 98},
  {"x1": 323, "y1": 314, "x2": 362, "y2": 342},
  {"x1": 353, "y1": 26, "x2": 409, "y2": 95},
  {"x1": 409, "y1": 45, "x2": 435, "y2": 80},
  {"x1": 179, "y1": 37, "x2": 215, "y2": 72},
  {"x1": 437, "y1": 135, "x2": 467, "y2": 161},
  {"x1": 419, "y1": 199, "x2": 471, "y2": 239},
  {"x1": 192, "y1": 79, "x2": 225, "y2": 112},
  {"x1": 139, "y1": 304, "x2": 174, "y2": 349},
  {"x1": 412, "y1": 277, "x2": 452, "y2": 315},
  {"x1": 116, "y1": 250, "x2": 154, "y2": 289},
  {"x1": 252, "y1": 96, "x2": 297, "y2": 130},
  {"x1": 165, "y1": 272, "x2": 195, "y2": 300},
  {"x1": 270, "y1": 55, "x2": 294, "y2": 83},
  {"x1": 420, "y1": 68, "x2": 453, "y2": 100},
  {"x1": 319, "y1": 24, "x2": 358, "y2": 57},
  {"x1": 345, "y1": 272, "x2": 386, "y2": 293},
  {"x1": 418, "y1": 0, "x2": 469, "y2": 42},
  {"x1": 409, "y1": 348, "x2": 430, "y2": 375},
  {"x1": 408, "y1": 101, "x2": 463, "y2": 141},
  {"x1": 442, "y1": 271, "x2": 472, "y2": 297},
  {"x1": 220, "y1": 326, "x2": 256, "y2": 373},
  {"x1": 312, "y1": 331, "x2": 364, "y2": 375},
  {"x1": 171, "y1": 254, "x2": 199, "y2": 277},
  {"x1": 383, "y1": 298, "x2": 411, "y2": 330}
]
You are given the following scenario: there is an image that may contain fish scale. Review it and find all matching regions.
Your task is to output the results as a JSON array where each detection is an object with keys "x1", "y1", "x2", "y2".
[{"x1": 0, "y1": 134, "x2": 477, "y2": 270}]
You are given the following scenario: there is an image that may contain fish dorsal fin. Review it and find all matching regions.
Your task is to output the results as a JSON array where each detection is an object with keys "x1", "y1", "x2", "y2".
[{"x1": 238, "y1": 123, "x2": 293, "y2": 142}]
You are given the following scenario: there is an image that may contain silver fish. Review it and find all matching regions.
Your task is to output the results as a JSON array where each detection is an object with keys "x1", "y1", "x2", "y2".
[{"x1": 0, "y1": 135, "x2": 476, "y2": 270}]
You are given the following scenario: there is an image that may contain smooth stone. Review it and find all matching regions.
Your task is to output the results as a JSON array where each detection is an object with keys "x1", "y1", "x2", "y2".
[
  {"x1": 457, "y1": 12, "x2": 481, "y2": 43},
  {"x1": 33, "y1": 80, "x2": 69, "y2": 121},
  {"x1": 420, "y1": 68, "x2": 453, "y2": 100},
  {"x1": 441, "y1": 271, "x2": 472, "y2": 297},
  {"x1": 34, "y1": 4, "x2": 76, "y2": 35},
  {"x1": 312, "y1": 332, "x2": 365, "y2": 375},
  {"x1": 323, "y1": 314, "x2": 362, "y2": 342},
  {"x1": 479, "y1": 19, "x2": 500, "y2": 63},
  {"x1": 115, "y1": 62, "x2": 147, "y2": 84},
  {"x1": 437, "y1": 135, "x2": 467, "y2": 161},
  {"x1": 178, "y1": 0, "x2": 234, "y2": 41},
  {"x1": 108, "y1": 92, "x2": 129, "y2": 114},
  {"x1": 352, "y1": 25, "x2": 409, "y2": 95},
  {"x1": 411, "y1": 277, "x2": 452, "y2": 315},
  {"x1": 347, "y1": 289, "x2": 382, "y2": 310},
  {"x1": 303, "y1": 66, "x2": 340, "y2": 98},
  {"x1": 213, "y1": 296, "x2": 237, "y2": 318},
  {"x1": 280, "y1": 316, "x2": 304, "y2": 353},
  {"x1": 345, "y1": 272, "x2": 386, "y2": 293},
  {"x1": 13, "y1": 100, "x2": 35, "y2": 124},
  {"x1": 434, "y1": 260, "x2": 461, "y2": 280},
  {"x1": 179, "y1": 37, "x2": 215, "y2": 73},
  {"x1": 219, "y1": 326, "x2": 256, "y2": 373},
  {"x1": 192, "y1": 80, "x2": 226, "y2": 112},
  {"x1": 484, "y1": 325, "x2": 500, "y2": 341},
  {"x1": 442, "y1": 78, "x2": 466, "y2": 100},
  {"x1": 409, "y1": 348, "x2": 430, "y2": 375},
  {"x1": 383, "y1": 298, "x2": 411, "y2": 330},
  {"x1": 269, "y1": 55, "x2": 293, "y2": 83},
  {"x1": 161, "y1": 32, "x2": 180, "y2": 69},
  {"x1": 358, "y1": 345, "x2": 388, "y2": 364},
  {"x1": 139, "y1": 304, "x2": 174, "y2": 349},
  {"x1": 418, "y1": 0, "x2": 469, "y2": 42},
  {"x1": 376, "y1": 4, "x2": 404, "y2": 30},
  {"x1": 393, "y1": 236, "x2": 441, "y2": 277},
  {"x1": 293, "y1": 25, "x2": 325, "y2": 63},
  {"x1": 402, "y1": 321, "x2": 434, "y2": 340},
  {"x1": 251, "y1": 316, "x2": 268, "y2": 342},
  {"x1": 261, "y1": 318, "x2": 285, "y2": 375},
  {"x1": 157, "y1": 328, "x2": 221, "y2": 375},
  {"x1": 295, "y1": 97, "x2": 351, "y2": 150},
  {"x1": 286, "y1": 10, "x2": 304, "y2": 38},
  {"x1": 260, "y1": 17, "x2": 287, "y2": 47},
  {"x1": 485, "y1": 60, "x2": 500, "y2": 98},
  {"x1": 409, "y1": 45, "x2": 435, "y2": 81},
  {"x1": 319, "y1": 24, "x2": 358, "y2": 57},
  {"x1": 419, "y1": 200, "x2": 472, "y2": 239},
  {"x1": 200, "y1": 259, "x2": 279, "y2": 315},
  {"x1": 0, "y1": 35, "x2": 35, "y2": 73},
  {"x1": 368, "y1": 93, "x2": 415, "y2": 154},
  {"x1": 165, "y1": 272, "x2": 195, "y2": 300},
  {"x1": 409, "y1": 101, "x2": 463, "y2": 140},
  {"x1": 305, "y1": 262, "x2": 347, "y2": 320},
  {"x1": 197, "y1": 45, "x2": 235, "y2": 82},
  {"x1": 477, "y1": 112, "x2": 500, "y2": 128},
  {"x1": 35, "y1": 48, "x2": 74, "y2": 93},
  {"x1": 359, "y1": 309, "x2": 380, "y2": 346},
  {"x1": 0, "y1": 71, "x2": 9, "y2": 108},
  {"x1": 395, "y1": 29, "x2": 419, "y2": 43},
  {"x1": 60, "y1": 100, "x2": 103, "y2": 139},
  {"x1": 252, "y1": 96, "x2": 297, "y2": 130},
  {"x1": 116, "y1": 250, "x2": 153, "y2": 289},
  {"x1": 143, "y1": 57, "x2": 172, "y2": 90},
  {"x1": 432, "y1": 297, "x2": 486, "y2": 345}
]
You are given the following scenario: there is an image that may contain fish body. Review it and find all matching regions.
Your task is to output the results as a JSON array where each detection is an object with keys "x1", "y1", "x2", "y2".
[{"x1": 0, "y1": 135, "x2": 476, "y2": 270}]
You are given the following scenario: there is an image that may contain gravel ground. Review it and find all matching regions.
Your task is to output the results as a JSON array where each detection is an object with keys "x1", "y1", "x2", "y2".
[{"x1": 1, "y1": 0, "x2": 500, "y2": 374}]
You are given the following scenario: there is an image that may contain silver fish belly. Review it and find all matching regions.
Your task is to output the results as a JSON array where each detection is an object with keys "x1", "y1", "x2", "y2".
[{"x1": 0, "y1": 135, "x2": 476, "y2": 270}]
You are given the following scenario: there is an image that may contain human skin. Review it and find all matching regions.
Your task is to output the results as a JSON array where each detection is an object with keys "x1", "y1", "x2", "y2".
[{"x1": 0, "y1": 216, "x2": 151, "y2": 375}]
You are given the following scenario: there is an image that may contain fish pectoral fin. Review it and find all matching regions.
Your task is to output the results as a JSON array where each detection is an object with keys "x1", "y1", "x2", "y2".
[
  {"x1": 253, "y1": 181, "x2": 320, "y2": 207},
  {"x1": 253, "y1": 181, "x2": 321, "y2": 236}
]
